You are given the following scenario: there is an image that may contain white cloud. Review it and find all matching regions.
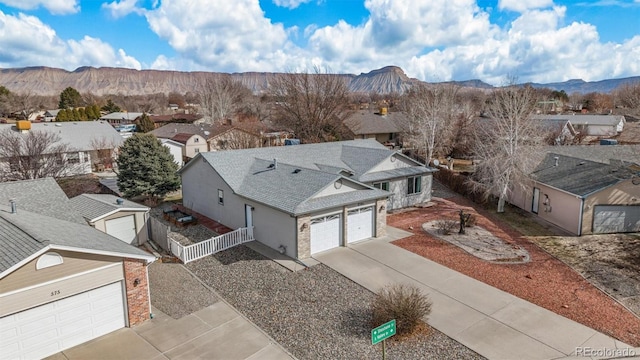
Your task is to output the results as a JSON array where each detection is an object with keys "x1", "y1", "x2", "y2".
[
  {"x1": 101, "y1": 0, "x2": 143, "y2": 18},
  {"x1": 144, "y1": 0, "x2": 294, "y2": 72},
  {"x1": 498, "y1": 0, "x2": 554, "y2": 13},
  {"x1": 0, "y1": 0, "x2": 79, "y2": 15},
  {"x1": 272, "y1": 0, "x2": 312, "y2": 9},
  {"x1": 0, "y1": 11, "x2": 141, "y2": 70}
]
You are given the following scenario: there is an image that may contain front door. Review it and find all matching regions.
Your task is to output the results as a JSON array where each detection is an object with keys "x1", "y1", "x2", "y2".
[
  {"x1": 245, "y1": 205, "x2": 253, "y2": 237},
  {"x1": 532, "y1": 188, "x2": 540, "y2": 214}
]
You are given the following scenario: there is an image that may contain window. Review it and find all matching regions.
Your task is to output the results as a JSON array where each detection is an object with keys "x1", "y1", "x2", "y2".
[
  {"x1": 407, "y1": 176, "x2": 422, "y2": 195},
  {"x1": 36, "y1": 252, "x2": 63, "y2": 269},
  {"x1": 218, "y1": 189, "x2": 224, "y2": 205},
  {"x1": 195, "y1": 148, "x2": 200, "y2": 153},
  {"x1": 373, "y1": 182, "x2": 390, "y2": 191},
  {"x1": 67, "y1": 152, "x2": 80, "y2": 164},
  {"x1": 194, "y1": 137, "x2": 199, "y2": 143}
]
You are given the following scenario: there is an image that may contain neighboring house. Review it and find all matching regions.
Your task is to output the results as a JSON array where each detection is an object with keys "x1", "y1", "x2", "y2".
[
  {"x1": 511, "y1": 152, "x2": 640, "y2": 235},
  {"x1": 179, "y1": 139, "x2": 435, "y2": 259},
  {"x1": 0, "y1": 121, "x2": 124, "y2": 177},
  {"x1": 44, "y1": 109, "x2": 60, "y2": 122},
  {"x1": 160, "y1": 138, "x2": 185, "y2": 167},
  {"x1": 531, "y1": 115, "x2": 626, "y2": 136},
  {"x1": 345, "y1": 108, "x2": 408, "y2": 147},
  {"x1": 149, "y1": 114, "x2": 203, "y2": 129},
  {"x1": 171, "y1": 133, "x2": 208, "y2": 160},
  {"x1": 70, "y1": 194, "x2": 150, "y2": 245},
  {"x1": 99, "y1": 112, "x2": 144, "y2": 126},
  {"x1": 0, "y1": 178, "x2": 156, "y2": 360},
  {"x1": 536, "y1": 118, "x2": 578, "y2": 145}
]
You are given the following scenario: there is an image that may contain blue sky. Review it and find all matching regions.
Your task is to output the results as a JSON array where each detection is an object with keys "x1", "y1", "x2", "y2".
[{"x1": 0, "y1": 0, "x2": 638, "y2": 85}]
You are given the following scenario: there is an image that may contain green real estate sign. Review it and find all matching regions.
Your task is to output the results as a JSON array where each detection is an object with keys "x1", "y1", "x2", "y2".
[{"x1": 371, "y1": 319, "x2": 396, "y2": 345}]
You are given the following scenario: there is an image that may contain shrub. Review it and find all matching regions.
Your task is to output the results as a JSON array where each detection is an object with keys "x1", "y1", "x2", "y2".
[
  {"x1": 435, "y1": 219, "x2": 458, "y2": 235},
  {"x1": 372, "y1": 284, "x2": 432, "y2": 336},
  {"x1": 465, "y1": 214, "x2": 477, "y2": 227}
]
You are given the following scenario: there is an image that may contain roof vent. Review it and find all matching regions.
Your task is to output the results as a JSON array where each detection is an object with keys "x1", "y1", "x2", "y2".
[
  {"x1": 293, "y1": 169, "x2": 301, "y2": 174},
  {"x1": 553, "y1": 156, "x2": 559, "y2": 166},
  {"x1": 116, "y1": 198, "x2": 124, "y2": 205},
  {"x1": 9, "y1": 199, "x2": 16, "y2": 214}
]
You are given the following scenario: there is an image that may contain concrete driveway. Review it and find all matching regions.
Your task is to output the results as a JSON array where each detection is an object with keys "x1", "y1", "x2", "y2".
[{"x1": 46, "y1": 303, "x2": 294, "y2": 360}]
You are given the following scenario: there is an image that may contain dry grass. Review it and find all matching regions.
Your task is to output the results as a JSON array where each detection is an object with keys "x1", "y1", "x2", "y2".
[{"x1": 372, "y1": 284, "x2": 432, "y2": 337}]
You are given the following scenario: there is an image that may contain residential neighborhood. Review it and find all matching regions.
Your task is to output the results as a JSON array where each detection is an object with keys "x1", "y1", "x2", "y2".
[{"x1": 0, "y1": 72, "x2": 639, "y2": 359}]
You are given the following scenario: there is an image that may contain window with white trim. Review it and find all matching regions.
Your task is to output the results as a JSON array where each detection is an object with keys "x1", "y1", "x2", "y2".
[
  {"x1": 373, "y1": 182, "x2": 390, "y2": 191},
  {"x1": 407, "y1": 176, "x2": 422, "y2": 194},
  {"x1": 36, "y1": 252, "x2": 64, "y2": 269},
  {"x1": 218, "y1": 189, "x2": 224, "y2": 205}
]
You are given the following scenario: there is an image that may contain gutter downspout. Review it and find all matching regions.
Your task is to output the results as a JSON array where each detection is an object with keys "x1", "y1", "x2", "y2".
[{"x1": 577, "y1": 197, "x2": 584, "y2": 236}]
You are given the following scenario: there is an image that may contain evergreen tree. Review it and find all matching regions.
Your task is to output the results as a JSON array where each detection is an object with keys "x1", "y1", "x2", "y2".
[
  {"x1": 71, "y1": 108, "x2": 80, "y2": 121},
  {"x1": 137, "y1": 113, "x2": 155, "y2": 133},
  {"x1": 78, "y1": 107, "x2": 87, "y2": 120},
  {"x1": 116, "y1": 134, "x2": 180, "y2": 203},
  {"x1": 56, "y1": 109, "x2": 68, "y2": 122},
  {"x1": 101, "y1": 99, "x2": 121, "y2": 113},
  {"x1": 58, "y1": 87, "x2": 82, "y2": 109}
]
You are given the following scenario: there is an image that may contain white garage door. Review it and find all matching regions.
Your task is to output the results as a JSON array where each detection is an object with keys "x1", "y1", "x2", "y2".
[
  {"x1": 593, "y1": 205, "x2": 640, "y2": 234},
  {"x1": 105, "y1": 215, "x2": 136, "y2": 244},
  {"x1": 0, "y1": 282, "x2": 126, "y2": 360},
  {"x1": 310, "y1": 214, "x2": 341, "y2": 255},
  {"x1": 347, "y1": 207, "x2": 374, "y2": 243}
]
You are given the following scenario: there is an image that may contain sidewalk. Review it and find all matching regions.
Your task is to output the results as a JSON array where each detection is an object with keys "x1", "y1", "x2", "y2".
[{"x1": 314, "y1": 229, "x2": 633, "y2": 360}]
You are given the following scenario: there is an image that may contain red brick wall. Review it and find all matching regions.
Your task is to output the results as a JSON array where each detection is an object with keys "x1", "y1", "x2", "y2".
[{"x1": 123, "y1": 259, "x2": 150, "y2": 326}]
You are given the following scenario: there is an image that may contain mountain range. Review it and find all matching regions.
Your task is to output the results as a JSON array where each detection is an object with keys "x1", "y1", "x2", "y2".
[{"x1": 0, "y1": 65, "x2": 638, "y2": 96}]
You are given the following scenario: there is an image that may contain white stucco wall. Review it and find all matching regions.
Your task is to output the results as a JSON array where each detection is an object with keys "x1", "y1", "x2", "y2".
[
  {"x1": 384, "y1": 175, "x2": 432, "y2": 210},
  {"x1": 181, "y1": 161, "x2": 297, "y2": 258}
]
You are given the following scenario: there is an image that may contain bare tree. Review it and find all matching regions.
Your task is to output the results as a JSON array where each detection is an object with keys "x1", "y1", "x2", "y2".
[
  {"x1": 402, "y1": 83, "x2": 459, "y2": 164},
  {"x1": 471, "y1": 84, "x2": 545, "y2": 213},
  {"x1": 0, "y1": 129, "x2": 73, "y2": 180},
  {"x1": 90, "y1": 136, "x2": 118, "y2": 170},
  {"x1": 198, "y1": 75, "x2": 250, "y2": 124},
  {"x1": 269, "y1": 67, "x2": 353, "y2": 143},
  {"x1": 616, "y1": 81, "x2": 640, "y2": 114}
]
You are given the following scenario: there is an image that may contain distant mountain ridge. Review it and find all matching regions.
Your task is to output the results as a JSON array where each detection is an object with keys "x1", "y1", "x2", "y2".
[{"x1": 0, "y1": 65, "x2": 637, "y2": 96}]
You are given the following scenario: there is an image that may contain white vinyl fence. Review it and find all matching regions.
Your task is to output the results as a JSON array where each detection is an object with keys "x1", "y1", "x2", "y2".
[{"x1": 169, "y1": 227, "x2": 254, "y2": 264}]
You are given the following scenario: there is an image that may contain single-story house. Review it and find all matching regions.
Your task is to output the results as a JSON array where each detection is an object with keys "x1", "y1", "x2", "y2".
[
  {"x1": 344, "y1": 108, "x2": 408, "y2": 147},
  {"x1": 150, "y1": 122, "x2": 264, "y2": 155},
  {"x1": 44, "y1": 109, "x2": 61, "y2": 122},
  {"x1": 511, "y1": 152, "x2": 640, "y2": 235},
  {"x1": 179, "y1": 139, "x2": 435, "y2": 259},
  {"x1": 149, "y1": 114, "x2": 203, "y2": 129},
  {"x1": 536, "y1": 118, "x2": 578, "y2": 145},
  {"x1": 0, "y1": 120, "x2": 124, "y2": 177},
  {"x1": 99, "y1": 112, "x2": 144, "y2": 126},
  {"x1": 169, "y1": 133, "x2": 208, "y2": 160},
  {"x1": 531, "y1": 115, "x2": 626, "y2": 136},
  {"x1": 70, "y1": 194, "x2": 150, "y2": 245},
  {"x1": 0, "y1": 178, "x2": 156, "y2": 359}
]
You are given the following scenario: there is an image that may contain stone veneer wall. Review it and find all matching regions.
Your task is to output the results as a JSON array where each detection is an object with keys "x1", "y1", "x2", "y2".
[
  {"x1": 123, "y1": 259, "x2": 150, "y2": 326},
  {"x1": 296, "y1": 215, "x2": 311, "y2": 259},
  {"x1": 376, "y1": 199, "x2": 387, "y2": 237}
]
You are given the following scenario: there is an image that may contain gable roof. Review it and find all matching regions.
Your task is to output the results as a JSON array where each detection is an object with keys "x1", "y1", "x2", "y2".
[
  {"x1": 99, "y1": 112, "x2": 144, "y2": 121},
  {"x1": 70, "y1": 194, "x2": 149, "y2": 223},
  {"x1": 0, "y1": 205, "x2": 155, "y2": 277},
  {"x1": 345, "y1": 110, "x2": 408, "y2": 135},
  {"x1": 543, "y1": 145, "x2": 640, "y2": 166},
  {"x1": 532, "y1": 114, "x2": 625, "y2": 126},
  {"x1": 0, "y1": 121, "x2": 123, "y2": 152},
  {"x1": 171, "y1": 133, "x2": 198, "y2": 144},
  {"x1": 186, "y1": 139, "x2": 432, "y2": 215},
  {"x1": 531, "y1": 153, "x2": 636, "y2": 197},
  {"x1": 0, "y1": 178, "x2": 85, "y2": 224}
]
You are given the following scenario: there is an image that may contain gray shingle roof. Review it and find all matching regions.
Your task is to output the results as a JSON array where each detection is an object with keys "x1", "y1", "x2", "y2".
[
  {"x1": 345, "y1": 111, "x2": 409, "y2": 135},
  {"x1": 0, "y1": 178, "x2": 85, "y2": 224},
  {"x1": 99, "y1": 112, "x2": 144, "y2": 121},
  {"x1": 532, "y1": 114, "x2": 625, "y2": 126},
  {"x1": 531, "y1": 153, "x2": 636, "y2": 197},
  {"x1": 0, "y1": 121, "x2": 123, "y2": 152},
  {"x1": 0, "y1": 205, "x2": 154, "y2": 274},
  {"x1": 70, "y1": 194, "x2": 148, "y2": 222},
  {"x1": 191, "y1": 139, "x2": 427, "y2": 215},
  {"x1": 544, "y1": 145, "x2": 640, "y2": 166}
]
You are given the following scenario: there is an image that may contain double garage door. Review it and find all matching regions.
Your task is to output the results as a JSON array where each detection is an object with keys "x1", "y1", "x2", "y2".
[
  {"x1": 0, "y1": 282, "x2": 126, "y2": 359},
  {"x1": 593, "y1": 205, "x2": 640, "y2": 234},
  {"x1": 310, "y1": 207, "x2": 374, "y2": 255}
]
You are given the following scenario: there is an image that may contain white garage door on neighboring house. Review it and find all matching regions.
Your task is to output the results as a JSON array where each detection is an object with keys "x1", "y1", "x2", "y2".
[
  {"x1": 347, "y1": 207, "x2": 374, "y2": 243},
  {"x1": 310, "y1": 214, "x2": 341, "y2": 255},
  {"x1": 105, "y1": 215, "x2": 136, "y2": 244},
  {"x1": 0, "y1": 282, "x2": 126, "y2": 360},
  {"x1": 593, "y1": 205, "x2": 640, "y2": 234}
]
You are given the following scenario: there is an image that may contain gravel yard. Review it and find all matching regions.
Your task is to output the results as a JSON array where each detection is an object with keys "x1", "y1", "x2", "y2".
[
  {"x1": 390, "y1": 196, "x2": 640, "y2": 346},
  {"x1": 186, "y1": 245, "x2": 483, "y2": 360}
]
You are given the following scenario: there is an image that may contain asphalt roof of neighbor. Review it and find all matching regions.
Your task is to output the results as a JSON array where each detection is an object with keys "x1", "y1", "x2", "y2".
[
  {"x1": 543, "y1": 145, "x2": 640, "y2": 166},
  {"x1": 0, "y1": 178, "x2": 85, "y2": 224},
  {"x1": 190, "y1": 139, "x2": 433, "y2": 215},
  {"x1": 531, "y1": 153, "x2": 637, "y2": 197},
  {"x1": 345, "y1": 110, "x2": 409, "y2": 135},
  {"x1": 0, "y1": 121, "x2": 123, "y2": 152},
  {"x1": 532, "y1": 114, "x2": 625, "y2": 126},
  {"x1": 150, "y1": 122, "x2": 262, "y2": 141},
  {"x1": 70, "y1": 194, "x2": 148, "y2": 222}
]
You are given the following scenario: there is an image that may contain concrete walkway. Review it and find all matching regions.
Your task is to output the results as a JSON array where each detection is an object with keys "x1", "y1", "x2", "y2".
[
  {"x1": 46, "y1": 303, "x2": 295, "y2": 360},
  {"x1": 314, "y1": 227, "x2": 633, "y2": 360}
]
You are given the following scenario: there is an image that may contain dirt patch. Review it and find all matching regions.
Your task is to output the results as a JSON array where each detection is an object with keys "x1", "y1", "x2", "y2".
[
  {"x1": 389, "y1": 196, "x2": 640, "y2": 346},
  {"x1": 423, "y1": 220, "x2": 530, "y2": 263}
]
